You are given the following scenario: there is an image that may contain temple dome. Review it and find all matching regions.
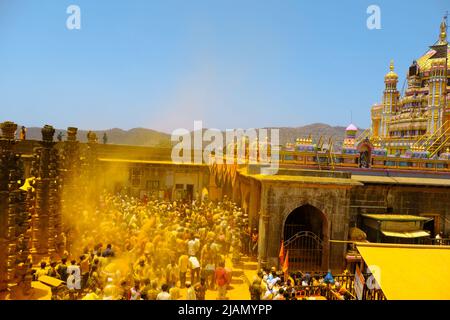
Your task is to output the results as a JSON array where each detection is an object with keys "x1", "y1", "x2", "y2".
[
  {"x1": 346, "y1": 123, "x2": 358, "y2": 131},
  {"x1": 385, "y1": 60, "x2": 398, "y2": 80}
]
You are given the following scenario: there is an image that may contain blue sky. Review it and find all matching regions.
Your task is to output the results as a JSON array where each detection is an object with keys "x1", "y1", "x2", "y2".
[{"x1": 0, "y1": 0, "x2": 448, "y2": 132}]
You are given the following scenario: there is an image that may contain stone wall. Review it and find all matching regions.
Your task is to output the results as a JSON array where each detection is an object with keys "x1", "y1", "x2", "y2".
[
  {"x1": 257, "y1": 182, "x2": 352, "y2": 272},
  {"x1": 350, "y1": 184, "x2": 450, "y2": 234}
]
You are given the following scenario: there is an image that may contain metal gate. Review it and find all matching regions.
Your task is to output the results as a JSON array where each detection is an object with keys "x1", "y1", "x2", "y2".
[{"x1": 284, "y1": 231, "x2": 323, "y2": 272}]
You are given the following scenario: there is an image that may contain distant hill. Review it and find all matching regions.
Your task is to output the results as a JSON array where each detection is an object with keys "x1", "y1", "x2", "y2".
[
  {"x1": 18, "y1": 123, "x2": 364, "y2": 148},
  {"x1": 20, "y1": 127, "x2": 172, "y2": 147}
]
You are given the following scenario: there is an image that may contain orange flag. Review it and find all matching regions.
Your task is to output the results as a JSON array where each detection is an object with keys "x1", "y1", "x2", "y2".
[
  {"x1": 282, "y1": 250, "x2": 289, "y2": 276},
  {"x1": 279, "y1": 241, "x2": 285, "y2": 266}
]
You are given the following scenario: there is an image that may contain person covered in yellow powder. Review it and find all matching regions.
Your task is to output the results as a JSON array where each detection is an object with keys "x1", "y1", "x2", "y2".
[
  {"x1": 178, "y1": 253, "x2": 189, "y2": 288},
  {"x1": 144, "y1": 280, "x2": 159, "y2": 300},
  {"x1": 133, "y1": 257, "x2": 149, "y2": 282},
  {"x1": 102, "y1": 278, "x2": 120, "y2": 300},
  {"x1": 36, "y1": 261, "x2": 49, "y2": 280},
  {"x1": 166, "y1": 258, "x2": 179, "y2": 288},
  {"x1": 19, "y1": 126, "x2": 27, "y2": 140},
  {"x1": 87, "y1": 265, "x2": 101, "y2": 292},
  {"x1": 185, "y1": 281, "x2": 196, "y2": 300},
  {"x1": 176, "y1": 232, "x2": 187, "y2": 256},
  {"x1": 140, "y1": 278, "x2": 151, "y2": 300},
  {"x1": 82, "y1": 288, "x2": 102, "y2": 300},
  {"x1": 79, "y1": 254, "x2": 90, "y2": 289},
  {"x1": 201, "y1": 243, "x2": 216, "y2": 290},
  {"x1": 143, "y1": 240, "x2": 154, "y2": 258}
]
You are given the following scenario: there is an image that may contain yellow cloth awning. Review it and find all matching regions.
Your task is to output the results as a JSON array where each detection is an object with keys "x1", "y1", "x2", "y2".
[
  {"x1": 357, "y1": 243, "x2": 450, "y2": 300},
  {"x1": 381, "y1": 230, "x2": 430, "y2": 238}
]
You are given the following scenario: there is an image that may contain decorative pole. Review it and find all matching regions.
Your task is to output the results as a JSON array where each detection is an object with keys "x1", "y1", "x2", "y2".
[{"x1": 31, "y1": 125, "x2": 56, "y2": 260}]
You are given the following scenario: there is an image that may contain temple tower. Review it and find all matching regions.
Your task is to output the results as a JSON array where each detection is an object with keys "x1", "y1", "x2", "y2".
[
  {"x1": 427, "y1": 18, "x2": 448, "y2": 134},
  {"x1": 371, "y1": 17, "x2": 449, "y2": 156},
  {"x1": 380, "y1": 60, "x2": 399, "y2": 138}
]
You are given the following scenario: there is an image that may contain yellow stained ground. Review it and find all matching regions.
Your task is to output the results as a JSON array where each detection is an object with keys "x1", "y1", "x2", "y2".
[
  {"x1": 177, "y1": 256, "x2": 257, "y2": 300},
  {"x1": 1, "y1": 281, "x2": 52, "y2": 300}
]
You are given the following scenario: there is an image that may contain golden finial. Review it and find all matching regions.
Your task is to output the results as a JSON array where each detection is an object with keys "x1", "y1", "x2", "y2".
[
  {"x1": 389, "y1": 60, "x2": 394, "y2": 71},
  {"x1": 439, "y1": 16, "x2": 447, "y2": 44}
]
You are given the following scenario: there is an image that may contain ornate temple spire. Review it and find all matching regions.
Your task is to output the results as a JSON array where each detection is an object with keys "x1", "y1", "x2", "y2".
[
  {"x1": 438, "y1": 16, "x2": 447, "y2": 45},
  {"x1": 384, "y1": 59, "x2": 398, "y2": 83}
]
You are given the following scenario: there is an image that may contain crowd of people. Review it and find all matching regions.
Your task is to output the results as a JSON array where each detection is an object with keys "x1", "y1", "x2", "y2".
[
  {"x1": 25, "y1": 190, "x2": 359, "y2": 300},
  {"x1": 245, "y1": 268, "x2": 355, "y2": 300},
  {"x1": 31, "y1": 192, "x2": 254, "y2": 300}
]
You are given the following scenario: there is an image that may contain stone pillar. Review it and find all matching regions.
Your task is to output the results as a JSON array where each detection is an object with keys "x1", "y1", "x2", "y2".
[
  {"x1": 0, "y1": 121, "x2": 29, "y2": 289},
  {"x1": 258, "y1": 185, "x2": 274, "y2": 270},
  {"x1": 248, "y1": 179, "x2": 260, "y2": 229},
  {"x1": 208, "y1": 172, "x2": 220, "y2": 201},
  {"x1": 30, "y1": 125, "x2": 57, "y2": 260},
  {"x1": 328, "y1": 190, "x2": 351, "y2": 272},
  {"x1": 85, "y1": 131, "x2": 99, "y2": 203},
  {"x1": 21, "y1": 189, "x2": 34, "y2": 264},
  {"x1": 47, "y1": 146, "x2": 59, "y2": 258},
  {"x1": 0, "y1": 190, "x2": 7, "y2": 291},
  {"x1": 59, "y1": 127, "x2": 83, "y2": 256}
]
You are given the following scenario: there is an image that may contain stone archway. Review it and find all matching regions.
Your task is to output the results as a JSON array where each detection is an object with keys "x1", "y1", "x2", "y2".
[
  {"x1": 282, "y1": 204, "x2": 329, "y2": 271},
  {"x1": 357, "y1": 138, "x2": 373, "y2": 168}
]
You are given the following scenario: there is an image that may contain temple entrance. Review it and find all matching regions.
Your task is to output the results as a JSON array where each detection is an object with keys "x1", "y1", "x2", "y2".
[
  {"x1": 283, "y1": 205, "x2": 327, "y2": 272},
  {"x1": 357, "y1": 138, "x2": 373, "y2": 168}
]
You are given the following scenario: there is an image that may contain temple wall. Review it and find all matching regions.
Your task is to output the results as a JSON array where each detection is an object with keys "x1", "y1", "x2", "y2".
[
  {"x1": 350, "y1": 184, "x2": 450, "y2": 235},
  {"x1": 96, "y1": 160, "x2": 210, "y2": 201},
  {"x1": 257, "y1": 182, "x2": 352, "y2": 272}
]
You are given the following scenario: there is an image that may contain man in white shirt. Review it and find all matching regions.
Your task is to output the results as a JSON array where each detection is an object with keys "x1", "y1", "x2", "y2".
[
  {"x1": 187, "y1": 234, "x2": 200, "y2": 256},
  {"x1": 185, "y1": 281, "x2": 196, "y2": 300},
  {"x1": 156, "y1": 284, "x2": 171, "y2": 300},
  {"x1": 189, "y1": 256, "x2": 201, "y2": 284}
]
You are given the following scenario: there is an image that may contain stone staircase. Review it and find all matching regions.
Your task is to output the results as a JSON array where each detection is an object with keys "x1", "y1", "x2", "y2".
[{"x1": 230, "y1": 256, "x2": 259, "y2": 286}]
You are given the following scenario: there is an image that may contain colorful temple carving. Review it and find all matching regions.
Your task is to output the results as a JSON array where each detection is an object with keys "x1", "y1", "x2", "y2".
[{"x1": 371, "y1": 18, "x2": 449, "y2": 157}]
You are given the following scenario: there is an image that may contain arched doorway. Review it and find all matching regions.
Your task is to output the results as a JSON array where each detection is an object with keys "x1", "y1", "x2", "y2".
[
  {"x1": 357, "y1": 138, "x2": 373, "y2": 168},
  {"x1": 283, "y1": 204, "x2": 327, "y2": 272}
]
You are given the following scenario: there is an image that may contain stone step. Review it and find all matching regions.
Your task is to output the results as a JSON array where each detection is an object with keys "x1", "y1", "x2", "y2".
[
  {"x1": 230, "y1": 278, "x2": 244, "y2": 285},
  {"x1": 232, "y1": 270, "x2": 243, "y2": 277},
  {"x1": 241, "y1": 262, "x2": 258, "y2": 271},
  {"x1": 239, "y1": 255, "x2": 258, "y2": 262}
]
